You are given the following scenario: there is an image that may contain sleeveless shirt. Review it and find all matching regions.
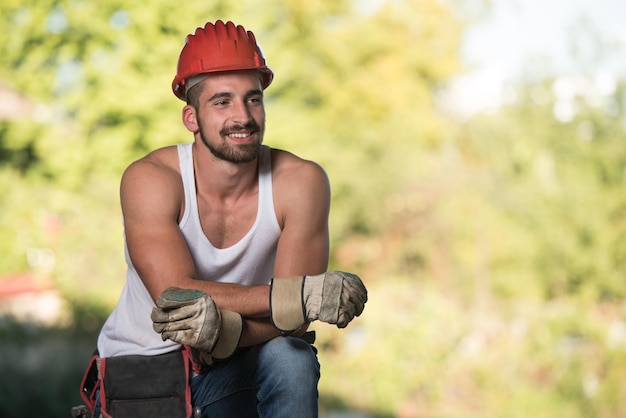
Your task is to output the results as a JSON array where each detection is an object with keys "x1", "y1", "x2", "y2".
[{"x1": 97, "y1": 143, "x2": 281, "y2": 357}]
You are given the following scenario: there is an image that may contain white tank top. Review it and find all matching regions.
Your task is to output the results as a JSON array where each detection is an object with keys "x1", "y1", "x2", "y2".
[{"x1": 98, "y1": 143, "x2": 281, "y2": 357}]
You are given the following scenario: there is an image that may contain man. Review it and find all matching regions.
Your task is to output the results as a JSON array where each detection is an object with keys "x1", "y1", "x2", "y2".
[{"x1": 87, "y1": 20, "x2": 367, "y2": 418}]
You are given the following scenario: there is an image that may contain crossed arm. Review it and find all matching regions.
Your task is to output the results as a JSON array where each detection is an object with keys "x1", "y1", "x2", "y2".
[{"x1": 121, "y1": 150, "x2": 331, "y2": 347}]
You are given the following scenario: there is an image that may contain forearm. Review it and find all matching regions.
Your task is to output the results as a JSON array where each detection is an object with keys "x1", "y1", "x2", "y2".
[
  {"x1": 239, "y1": 318, "x2": 280, "y2": 347},
  {"x1": 239, "y1": 318, "x2": 309, "y2": 347},
  {"x1": 190, "y1": 281, "x2": 270, "y2": 318}
]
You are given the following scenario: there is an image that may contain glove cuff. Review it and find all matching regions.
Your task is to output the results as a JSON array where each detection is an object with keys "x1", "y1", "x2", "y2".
[
  {"x1": 211, "y1": 310, "x2": 243, "y2": 360},
  {"x1": 270, "y1": 276, "x2": 306, "y2": 334}
]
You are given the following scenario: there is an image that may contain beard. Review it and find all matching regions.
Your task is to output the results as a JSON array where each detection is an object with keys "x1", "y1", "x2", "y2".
[{"x1": 198, "y1": 121, "x2": 263, "y2": 164}]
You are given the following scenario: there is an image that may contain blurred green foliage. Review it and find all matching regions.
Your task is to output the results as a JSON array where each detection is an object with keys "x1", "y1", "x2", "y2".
[{"x1": 1, "y1": 0, "x2": 625, "y2": 417}]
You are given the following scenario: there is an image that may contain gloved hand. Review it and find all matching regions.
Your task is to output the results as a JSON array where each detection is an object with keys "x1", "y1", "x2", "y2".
[
  {"x1": 151, "y1": 287, "x2": 242, "y2": 360},
  {"x1": 270, "y1": 271, "x2": 367, "y2": 334}
]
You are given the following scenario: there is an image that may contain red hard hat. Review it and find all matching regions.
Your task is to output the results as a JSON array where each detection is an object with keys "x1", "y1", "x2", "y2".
[{"x1": 172, "y1": 20, "x2": 274, "y2": 100}]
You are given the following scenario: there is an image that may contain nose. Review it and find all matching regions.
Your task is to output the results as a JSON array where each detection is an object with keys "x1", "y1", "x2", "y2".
[{"x1": 231, "y1": 99, "x2": 252, "y2": 124}]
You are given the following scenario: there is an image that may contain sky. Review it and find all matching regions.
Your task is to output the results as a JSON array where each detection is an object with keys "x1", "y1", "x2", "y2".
[{"x1": 447, "y1": 0, "x2": 626, "y2": 117}]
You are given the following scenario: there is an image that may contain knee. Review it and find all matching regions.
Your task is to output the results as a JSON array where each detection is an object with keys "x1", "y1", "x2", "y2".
[
  {"x1": 256, "y1": 337, "x2": 320, "y2": 415},
  {"x1": 259, "y1": 336, "x2": 320, "y2": 385}
]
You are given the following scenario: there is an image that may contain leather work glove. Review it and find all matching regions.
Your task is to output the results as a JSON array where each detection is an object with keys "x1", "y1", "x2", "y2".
[
  {"x1": 270, "y1": 271, "x2": 367, "y2": 334},
  {"x1": 151, "y1": 287, "x2": 243, "y2": 360}
]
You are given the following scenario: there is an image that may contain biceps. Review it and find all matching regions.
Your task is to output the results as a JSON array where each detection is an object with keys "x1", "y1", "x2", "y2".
[
  {"x1": 273, "y1": 161, "x2": 331, "y2": 277},
  {"x1": 273, "y1": 217, "x2": 329, "y2": 278},
  {"x1": 125, "y1": 223, "x2": 196, "y2": 301}
]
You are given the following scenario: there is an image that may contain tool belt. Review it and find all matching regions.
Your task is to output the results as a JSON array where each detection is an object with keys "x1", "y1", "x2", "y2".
[{"x1": 79, "y1": 348, "x2": 194, "y2": 418}]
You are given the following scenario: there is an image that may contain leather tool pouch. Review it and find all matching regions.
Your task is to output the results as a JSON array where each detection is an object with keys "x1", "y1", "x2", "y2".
[{"x1": 98, "y1": 349, "x2": 192, "y2": 418}]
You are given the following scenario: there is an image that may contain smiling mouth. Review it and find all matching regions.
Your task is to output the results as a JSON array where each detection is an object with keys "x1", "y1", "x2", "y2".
[
  {"x1": 226, "y1": 131, "x2": 259, "y2": 144},
  {"x1": 222, "y1": 122, "x2": 261, "y2": 142}
]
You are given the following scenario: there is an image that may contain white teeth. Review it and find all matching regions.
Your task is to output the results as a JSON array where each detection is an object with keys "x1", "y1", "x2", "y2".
[{"x1": 229, "y1": 133, "x2": 250, "y2": 138}]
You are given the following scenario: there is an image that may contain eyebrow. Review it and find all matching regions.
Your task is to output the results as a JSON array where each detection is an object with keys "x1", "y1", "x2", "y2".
[{"x1": 207, "y1": 90, "x2": 264, "y2": 102}]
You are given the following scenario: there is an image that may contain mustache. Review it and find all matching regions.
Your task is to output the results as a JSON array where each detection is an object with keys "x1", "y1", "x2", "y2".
[{"x1": 220, "y1": 122, "x2": 261, "y2": 136}]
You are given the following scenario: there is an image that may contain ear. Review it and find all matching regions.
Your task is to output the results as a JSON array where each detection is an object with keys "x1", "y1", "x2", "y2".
[{"x1": 182, "y1": 105, "x2": 199, "y2": 133}]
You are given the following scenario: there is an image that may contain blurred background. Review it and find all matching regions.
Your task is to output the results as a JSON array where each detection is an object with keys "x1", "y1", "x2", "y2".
[{"x1": 1, "y1": 0, "x2": 625, "y2": 416}]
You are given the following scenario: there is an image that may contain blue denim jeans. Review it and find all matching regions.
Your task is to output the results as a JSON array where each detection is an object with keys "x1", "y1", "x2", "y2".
[{"x1": 192, "y1": 336, "x2": 320, "y2": 418}]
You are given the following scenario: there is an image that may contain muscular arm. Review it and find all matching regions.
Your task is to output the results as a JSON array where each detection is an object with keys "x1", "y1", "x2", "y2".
[{"x1": 273, "y1": 157, "x2": 330, "y2": 277}]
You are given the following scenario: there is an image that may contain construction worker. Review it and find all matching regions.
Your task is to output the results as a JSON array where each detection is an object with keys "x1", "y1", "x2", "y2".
[{"x1": 79, "y1": 20, "x2": 367, "y2": 418}]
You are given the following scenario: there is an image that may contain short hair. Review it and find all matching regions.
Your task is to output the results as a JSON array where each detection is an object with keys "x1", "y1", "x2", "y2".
[{"x1": 186, "y1": 81, "x2": 204, "y2": 109}]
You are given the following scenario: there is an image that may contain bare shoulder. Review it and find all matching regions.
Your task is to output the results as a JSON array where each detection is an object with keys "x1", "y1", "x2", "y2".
[
  {"x1": 270, "y1": 148, "x2": 331, "y2": 224},
  {"x1": 122, "y1": 146, "x2": 180, "y2": 187},
  {"x1": 121, "y1": 146, "x2": 183, "y2": 219},
  {"x1": 270, "y1": 148, "x2": 329, "y2": 188}
]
